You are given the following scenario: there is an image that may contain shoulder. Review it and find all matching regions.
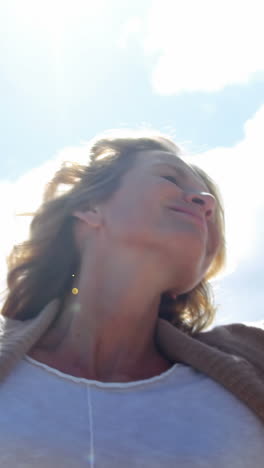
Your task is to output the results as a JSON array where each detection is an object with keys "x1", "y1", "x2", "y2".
[
  {"x1": 194, "y1": 319, "x2": 264, "y2": 358},
  {"x1": 196, "y1": 318, "x2": 264, "y2": 339}
]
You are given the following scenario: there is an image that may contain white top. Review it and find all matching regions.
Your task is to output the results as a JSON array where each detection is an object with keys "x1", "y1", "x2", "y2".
[{"x1": 0, "y1": 356, "x2": 263, "y2": 467}]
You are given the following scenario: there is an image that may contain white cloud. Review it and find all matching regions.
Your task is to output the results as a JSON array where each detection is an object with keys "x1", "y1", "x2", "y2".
[
  {"x1": 117, "y1": 17, "x2": 142, "y2": 49},
  {"x1": 186, "y1": 105, "x2": 264, "y2": 272},
  {"x1": 143, "y1": 0, "x2": 264, "y2": 94},
  {"x1": 0, "y1": 106, "x2": 264, "y2": 325},
  {"x1": 184, "y1": 105, "x2": 264, "y2": 325}
]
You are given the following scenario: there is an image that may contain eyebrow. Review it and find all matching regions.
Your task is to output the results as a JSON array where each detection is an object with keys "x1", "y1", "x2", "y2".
[{"x1": 154, "y1": 162, "x2": 208, "y2": 191}]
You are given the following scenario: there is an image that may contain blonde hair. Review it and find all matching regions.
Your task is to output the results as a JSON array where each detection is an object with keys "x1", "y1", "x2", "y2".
[{"x1": 0, "y1": 130, "x2": 226, "y2": 334}]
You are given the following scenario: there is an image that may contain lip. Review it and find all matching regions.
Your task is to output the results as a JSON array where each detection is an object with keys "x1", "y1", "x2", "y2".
[{"x1": 168, "y1": 206, "x2": 206, "y2": 227}]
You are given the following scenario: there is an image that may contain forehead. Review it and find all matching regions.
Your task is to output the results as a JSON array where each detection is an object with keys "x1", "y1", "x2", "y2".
[{"x1": 134, "y1": 150, "x2": 209, "y2": 191}]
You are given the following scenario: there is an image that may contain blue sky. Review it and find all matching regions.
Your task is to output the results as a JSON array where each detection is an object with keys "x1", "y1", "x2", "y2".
[{"x1": 1, "y1": 0, "x2": 264, "y2": 326}]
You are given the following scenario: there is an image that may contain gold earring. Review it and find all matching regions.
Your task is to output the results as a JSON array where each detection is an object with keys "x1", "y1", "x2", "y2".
[{"x1": 71, "y1": 274, "x2": 79, "y2": 294}]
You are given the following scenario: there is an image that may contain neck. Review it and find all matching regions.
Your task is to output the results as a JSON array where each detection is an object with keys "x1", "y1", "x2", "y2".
[{"x1": 29, "y1": 255, "x2": 173, "y2": 382}]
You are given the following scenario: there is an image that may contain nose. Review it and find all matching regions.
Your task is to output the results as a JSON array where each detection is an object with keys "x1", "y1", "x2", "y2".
[{"x1": 184, "y1": 191, "x2": 217, "y2": 221}]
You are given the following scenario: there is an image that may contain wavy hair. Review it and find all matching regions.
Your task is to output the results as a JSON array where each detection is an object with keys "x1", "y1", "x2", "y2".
[{"x1": 0, "y1": 130, "x2": 226, "y2": 334}]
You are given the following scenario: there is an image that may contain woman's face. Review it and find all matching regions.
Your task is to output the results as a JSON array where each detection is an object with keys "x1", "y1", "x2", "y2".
[{"x1": 90, "y1": 150, "x2": 222, "y2": 295}]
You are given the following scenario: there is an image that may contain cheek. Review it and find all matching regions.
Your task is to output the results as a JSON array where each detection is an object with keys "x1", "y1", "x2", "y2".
[
  {"x1": 103, "y1": 183, "x2": 162, "y2": 243},
  {"x1": 211, "y1": 222, "x2": 222, "y2": 253},
  {"x1": 205, "y1": 221, "x2": 222, "y2": 263}
]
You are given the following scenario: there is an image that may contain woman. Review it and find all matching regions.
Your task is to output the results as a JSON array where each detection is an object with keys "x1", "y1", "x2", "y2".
[{"x1": 0, "y1": 130, "x2": 264, "y2": 467}]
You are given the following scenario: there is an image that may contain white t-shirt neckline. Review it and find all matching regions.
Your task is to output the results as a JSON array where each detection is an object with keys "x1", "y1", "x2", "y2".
[{"x1": 24, "y1": 355, "x2": 180, "y2": 389}]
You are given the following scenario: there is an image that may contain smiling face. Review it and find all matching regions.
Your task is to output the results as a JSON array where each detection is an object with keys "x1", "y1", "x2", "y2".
[{"x1": 81, "y1": 149, "x2": 222, "y2": 296}]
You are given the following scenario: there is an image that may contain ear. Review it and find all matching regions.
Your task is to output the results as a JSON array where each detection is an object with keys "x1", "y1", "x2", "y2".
[{"x1": 72, "y1": 208, "x2": 103, "y2": 229}]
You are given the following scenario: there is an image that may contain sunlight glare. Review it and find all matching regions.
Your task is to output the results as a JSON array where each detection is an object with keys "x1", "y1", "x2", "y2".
[{"x1": 13, "y1": 0, "x2": 105, "y2": 46}]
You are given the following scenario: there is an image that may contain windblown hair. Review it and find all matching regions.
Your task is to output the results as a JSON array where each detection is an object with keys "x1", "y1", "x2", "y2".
[{"x1": 0, "y1": 130, "x2": 226, "y2": 334}]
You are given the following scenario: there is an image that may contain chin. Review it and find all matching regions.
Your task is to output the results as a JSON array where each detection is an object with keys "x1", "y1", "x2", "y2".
[{"x1": 172, "y1": 276, "x2": 202, "y2": 297}]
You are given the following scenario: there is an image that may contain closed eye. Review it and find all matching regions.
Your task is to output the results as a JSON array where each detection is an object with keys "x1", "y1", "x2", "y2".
[{"x1": 162, "y1": 175, "x2": 179, "y2": 184}]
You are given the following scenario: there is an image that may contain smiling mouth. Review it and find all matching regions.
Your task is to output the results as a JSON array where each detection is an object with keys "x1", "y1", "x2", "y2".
[{"x1": 169, "y1": 209, "x2": 206, "y2": 228}]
